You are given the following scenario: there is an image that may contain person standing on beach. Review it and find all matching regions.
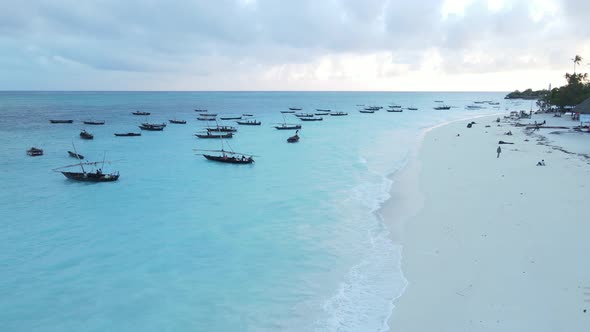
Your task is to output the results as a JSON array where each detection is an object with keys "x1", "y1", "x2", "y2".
[{"x1": 497, "y1": 146, "x2": 502, "y2": 158}]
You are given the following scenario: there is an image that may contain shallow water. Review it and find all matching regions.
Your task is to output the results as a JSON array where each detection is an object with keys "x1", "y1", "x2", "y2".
[{"x1": 1, "y1": 91, "x2": 511, "y2": 331}]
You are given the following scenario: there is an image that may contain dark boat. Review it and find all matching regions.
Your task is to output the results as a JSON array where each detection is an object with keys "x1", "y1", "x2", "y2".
[
  {"x1": 434, "y1": 105, "x2": 451, "y2": 110},
  {"x1": 316, "y1": 109, "x2": 331, "y2": 112},
  {"x1": 195, "y1": 132, "x2": 233, "y2": 139},
  {"x1": 274, "y1": 124, "x2": 301, "y2": 130},
  {"x1": 287, "y1": 130, "x2": 300, "y2": 143},
  {"x1": 132, "y1": 111, "x2": 151, "y2": 115},
  {"x1": 142, "y1": 122, "x2": 167, "y2": 127},
  {"x1": 60, "y1": 170, "x2": 120, "y2": 182},
  {"x1": 83, "y1": 120, "x2": 105, "y2": 125},
  {"x1": 207, "y1": 126, "x2": 237, "y2": 132},
  {"x1": 68, "y1": 151, "x2": 84, "y2": 159},
  {"x1": 315, "y1": 112, "x2": 330, "y2": 116},
  {"x1": 169, "y1": 119, "x2": 187, "y2": 124},
  {"x1": 27, "y1": 147, "x2": 44, "y2": 156},
  {"x1": 281, "y1": 110, "x2": 295, "y2": 113},
  {"x1": 300, "y1": 117, "x2": 323, "y2": 121},
  {"x1": 407, "y1": 107, "x2": 418, "y2": 110},
  {"x1": 242, "y1": 113, "x2": 253, "y2": 116},
  {"x1": 434, "y1": 100, "x2": 444, "y2": 102},
  {"x1": 330, "y1": 112, "x2": 348, "y2": 116},
  {"x1": 359, "y1": 110, "x2": 375, "y2": 113},
  {"x1": 199, "y1": 113, "x2": 217, "y2": 117},
  {"x1": 387, "y1": 109, "x2": 403, "y2": 112},
  {"x1": 295, "y1": 113, "x2": 314, "y2": 118},
  {"x1": 364, "y1": 106, "x2": 381, "y2": 111},
  {"x1": 194, "y1": 109, "x2": 208, "y2": 112},
  {"x1": 289, "y1": 107, "x2": 302, "y2": 110},
  {"x1": 114, "y1": 132, "x2": 141, "y2": 137},
  {"x1": 49, "y1": 119, "x2": 73, "y2": 124},
  {"x1": 220, "y1": 116, "x2": 242, "y2": 120},
  {"x1": 197, "y1": 117, "x2": 215, "y2": 121},
  {"x1": 80, "y1": 130, "x2": 94, "y2": 139},
  {"x1": 139, "y1": 124, "x2": 165, "y2": 131},
  {"x1": 203, "y1": 154, "x2": 253, "y2": 164},
  {"x1": 236, "y1": 120, "x2": 261, "y2": 125}
]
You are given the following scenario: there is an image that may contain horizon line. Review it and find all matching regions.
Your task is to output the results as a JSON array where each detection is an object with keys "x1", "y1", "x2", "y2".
[{"x1": 0, "y1": 90, "x2": 512, "y2": 93}]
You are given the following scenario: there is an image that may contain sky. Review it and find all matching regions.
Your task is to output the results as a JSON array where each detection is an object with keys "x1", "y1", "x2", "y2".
[{"x1": 0, "y1": 0, "x2": 589, "y2": 91}]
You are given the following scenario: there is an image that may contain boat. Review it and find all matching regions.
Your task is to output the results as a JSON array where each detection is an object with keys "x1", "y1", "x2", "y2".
[
  {"x1": 195, "y1": 132, "x2": 233, "y2": 139},
  {"x1": 315, "y1": 112, "x2": 330, "y2": 116},
  {"x1": 473, "y1": 101, "x2": 485, "y2": 104},
  {"x1": 53, "y1": 145, "x2": 119, "y2": 182},
  {"x1": 295, "y1": 113, "x2": 314, "y2": 118},
  {"x1": 236, "y1": 120, "x2": 261, "y2": 125},
  {"x1": 207, "y1": 125, "x2": 237, "y2": 132},
  {"x1": 195, "y1": 136, "x2": 255, "y2": 164},
  {"x1": 364, "y1": 106, "x2": 381, "y2": 111},
  {"x1": 434, "y1": 105, "x2": 451, "y2": 110},
  {"x1": 387, "y1": 109, "x2": 403, "y2": 112},
  {"x1": 132, "y1": 111, "x2": 150, "y2": 115},
  {"x1": 194, "y1": 109, "x2": 208, "y2": 112},
  {"x1": 466, "y1": 105, "x2": 484, "y2": 110},
  {"x1": 49, "y1": 119, "x2": 73, "y2": 124},
  {"x1": 80, "y1": 130, "x2": 94, "y2": 139},
  {"x1": 289, "y1": 107, "x2": 302, "y2": 110},
  {"x1": 388, "y1": 105, "x2": 402, "y2": 108},
  {"x1": 280, "y1": 110, "x2": 295, "y2": 114},
  {"x1": 287, "y1": 130, "x2": 300, "y2": 143},
  {"x1": 220, "y1": 116, "x2": 242, "y2": 120},
  {"x1": 199, "y1": 113, "x2": 217, "y2": 117},
  {"x1": 434, "y1": 100, "x2": 444, "y2": 102},
  {"x1": 300, "y1": 117, "x2": 323, "y2": 121},
  {"x1": 359, "y1": 110, "x2": 375, "y2": 113},
  {"x1": 197, "y1": 117, "x2": 215, "y2": 121},
  {"x1": 27, "y1": 147, "x2": 43, "y2": 156},
  {"x1": 114, "y1": 132, "x2": 141, "y2": 137},
  {"x1": 274, "y1": 124, "x2": 301, "y2": 130},
  {"x1": 169, "y1": 119, "x2": 187, "y2": 124},
  {"x1": 316, "y1": 109, "x2": 331, "y2": 112},
  {"x1": 68, "y1": 151, "x2": 84, "y2": 159},
  {"x1": 82, "y1": 120, "x2": 105, "y2": 125},
  {"x1": 330, "y1": 111, "x2": 348, "y2": 116},
  {"x1": 407, "y1": 107, "x2": 418, "y2": 110},
  {"x1": 242, "y1": 113, "x2": 253, "y2": 116},
  {"x1": 142, "y1": 122, "x2": 167, "y2": 127},
  {"x1": 489, "y1": 102, "x2": 500, "y2": 105},
  {"x1": 138, "y1": 124, "x2": 164, "y2": 131}
]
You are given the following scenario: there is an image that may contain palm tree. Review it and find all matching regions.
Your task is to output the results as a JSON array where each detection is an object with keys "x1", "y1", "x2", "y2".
[{"x1": 571, "y1": 55, "x2": 583, "y2": 73}]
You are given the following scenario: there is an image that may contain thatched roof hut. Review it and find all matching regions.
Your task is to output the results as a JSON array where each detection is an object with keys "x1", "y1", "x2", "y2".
[{"x1": 574, "y1": 97, "x2": 590, "y2": 114}]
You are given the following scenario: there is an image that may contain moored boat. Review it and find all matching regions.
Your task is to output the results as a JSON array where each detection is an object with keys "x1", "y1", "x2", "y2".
[
  {"x1": 27, "y1": 147, "x2": 44, "y2": 156},
  {"x1": 53, "y1": 146, "x2": 119, "y2": 182},
  {"x1": 207, "y1": 125, "x2": 237, "y2": 132},
  {"x1": 139, "y1": 124, "x2": 165, "y2": 131},
  {"x1": 300, "y1": 117, "x2": 323, "y2": 121},
  {"x1": 82, "y1": 120, "x2": 105, "y2": 125},
  {"x1": 387, "y1": 109, "x2": 403, "y2": 112},
  {"x1": 114, "y1": 132, "x2": 141, "y2": 137},
  {"x1": 80, "y1": 130, "x2": 94, "y2": 139},
  {"x1": 315, "y1": 112, "x2": 330, "y2": 116},
  {"x1": 407, "y1": 107, "x2": 418, "y2": 110},
  {"x1": 169, "y1": 119, "x2": 187, "y2": 124},
  {"x1": 330, "y1": 111, "x2": 348, "y2": 116},
  {"x1": 49, "y1": 119, "x2": 73, "y2": 124},
  {"x1": 194, "y1": 109, "x2": 208, "y2": 112},
  {"x1": 236, "y1": 120, "x2": 261, "y2": 125},
  {"x1": 195, "y1": 132, "x2": 233, "y2": 139},
  {"x1": 280, "y1": 110, "x2": 295, "y2": 114},
  {"x1": 359, "y1": 110, "x2": 375, "y2": 113},
  {"x1": 68, "y1": 151, "x2": 84, "y2": 159},
  {"x1": 132, "y1": 111, "x2": 150, "y2": 115},
  {"x1": 289, "y1": 107, "x2": 302, "y2": 111},
  {"x1": 434, "y1": 105, "x2": 451, "y2": 110},
  {"x1": 287, "y1": 130, "x2": 300, "y2": 143},
  {"x1": 295, "y1": 113, "x2": 314, "y2": 118},
  {"x1": 220, "y1": 116, "x2": 242, "y2": 120},
  {"x1": 274, "y1": 124, "x2": 301, "y2": 130}
]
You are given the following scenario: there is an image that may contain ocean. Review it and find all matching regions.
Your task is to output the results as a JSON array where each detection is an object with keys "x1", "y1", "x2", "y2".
[{"x1": 0, "y1": 91, "x2": 513, "y2": 331}]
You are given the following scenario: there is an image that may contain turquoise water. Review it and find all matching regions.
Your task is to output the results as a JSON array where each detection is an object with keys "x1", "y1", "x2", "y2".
[{"x1": 1, "y1": 92, "x2": 510, "y2": 331}]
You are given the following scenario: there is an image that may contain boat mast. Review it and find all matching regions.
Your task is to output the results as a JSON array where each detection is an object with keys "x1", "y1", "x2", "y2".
[{"x1": 72, "y1": 142, "x2": 86, "y2": 174}]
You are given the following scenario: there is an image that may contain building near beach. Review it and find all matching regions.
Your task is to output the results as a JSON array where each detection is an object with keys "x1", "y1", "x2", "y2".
[{"x1": 574, "y1": 97, "x2": 590, "y2": 114}]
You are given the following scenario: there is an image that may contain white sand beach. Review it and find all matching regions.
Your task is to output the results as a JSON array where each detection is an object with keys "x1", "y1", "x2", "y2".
[{"x1": 385, "y1": 113, "x2": 590, "y2": 331}]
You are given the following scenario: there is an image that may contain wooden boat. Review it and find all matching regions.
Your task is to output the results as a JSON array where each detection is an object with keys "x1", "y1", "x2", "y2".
[
  {"x1": 364, "y1": 106, "x2": 381, "y2": 111},
  {"x1": 194, "y1": 109, "x2": 208, "y2": 112},
  {"x1": 220, "y1": 116, "x2": 242, "y2": 120},
  {"x1": 434, "y1": 100, "x2": 444, "y2": 102},
  {"x1": 114, "y1": 132, "x2": 141, "y2": 137},
  {"x1": 80, "y1": 130, "x2": 94, "y2": 139},
  {"x1": 49, "y1": 119, "x2": 73, "y2": 124},
  {"x1": 330, "y1": 112, "x2": 348, "y2": 116},
  {"x1": 27, "y1": 147, "x2": 43, "y2": 156},
  {"x1": 316, "y1": 109, "x2": 331, "y2": 112},
  {"x1": 287, "y1": 130, "x2": 300, "y2": 143},
  {"x1": 197, "y1": 117, "x2": 215, "y2": 121},
  {"x1": 236, "y1": 120, "x2": 261, "y2": 125},
  {"x1": 407, "y1": 107, "x2": 418, "y2": 110},
  {"x1": 82, "y1": 120, "x2": 105, "y2": 125},
  {"x1": 300, "y1": 117, "x2": 323, "y2": 121},
  {"x1": 387, "y1": 109, "x2": 403, "y2": 112},
  {"x1": 54, "y1": 146, "x2": 119, "y2": 182},
  {"x1": 242, "y1": 113, "x2": 253, "y2": 116},
  {"x1": 132, "y1": 111, "x2": 150, "y2": 115},
  {"x1": 207, "y1": 126, "x2": 237, "y2": 132},
  {"x1": 142, "y1": 122, "x2": 166, "y2": 127},
  {"x1": 169, "y1": 119, "x2": 187, "y2": 124},
  {"x1": 434, "y1": 105, "x2": 451, "y2": 110},
  {"x1": 281, "y1": 110, "x2": 295, "y2": 113},
  {"x1": 139, "y1": 124, "x2": 164, "y2": 131},
  {"x1": 195, "y1": 138, "x2": 255, "y2": 164},
  {"x1": 295, "y1": 113, "x2": 314, "y2": 118},
  {"x1": 289, "y1": 107, "x2": 302, "y2": 110},
  {"x1": 199, "y1": 113, "x2": 217, "y2": 117},
  {"x1": 359, "y1": 110, "x2": 375, "y2": 113},
  {"x1": 315, "y1": 112, "x2": 330, "y2": 116},
  {"x1": 388, "y1": 105, "x2": 402, "y2": 108},
  {"x1": 195, "y1": 132, "x2": 233, "y2": 139},
  {"x1": 68, "y1": 151, "x2": 84, "y2": 159},
  {"x1": 274, "y1": 124, "x2": 301, "y2": 130}
]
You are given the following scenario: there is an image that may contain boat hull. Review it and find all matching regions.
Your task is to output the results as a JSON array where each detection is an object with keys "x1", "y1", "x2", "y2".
[
  {"x1": 61, "y1": 171, "x2": 119, "y2": 182},
  {"x1": 203, "y1": 155, "x2": 253, "y2": 164}
]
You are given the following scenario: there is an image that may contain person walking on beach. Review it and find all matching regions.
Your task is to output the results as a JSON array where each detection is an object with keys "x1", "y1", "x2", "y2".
[{"x1": 497, "y1": 146, "x2": 502, "y2": 158}]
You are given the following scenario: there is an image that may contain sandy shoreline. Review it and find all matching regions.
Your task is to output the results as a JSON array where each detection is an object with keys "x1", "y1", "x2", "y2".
[{"x1": 384, "y1": 113, "x2": 590, "y2": 331}]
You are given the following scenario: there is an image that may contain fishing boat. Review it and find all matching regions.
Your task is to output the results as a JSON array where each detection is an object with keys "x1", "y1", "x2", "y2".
[
  {"x1": 49, "y1": 119, "x2": 73, "y2": 124},
  {"x1": 387, "y1": 109, "x2": 403, "y2": 112},
  {"x1": 54, "y1": 145, "x2": 119, "y2": 182},
  {"x1": 287, "y1": 130, "x2": 300, "y2": 143},
  {"x1": 80, "y1": 130, "x2": 94, "y2": 139},
  {"x1": 142, "y1": 122, "x2": 167, "y2": 127},
  {"x1": 197, "y1": 117, "x2": 215, "y2": 121},
  {"x1": 315, "y1": 112, "x2": 330, "y2": 116},
  {"x1": 359, "y1": 110, "x2": 375, "y2": 113},
  {"x1": 388, "y1": 105, "x2": 402, "y2": 108},
  {"x1": 295, "y1": 113, "x2": 314, "y2": 118},
  {"x1": 195, "y1": 137, "x2": 255, "y2": 164},
  {"x1": 236, "y1": 120, "x2": 261, "y2": 125},
  {"x1": 169, "y1": 119, "x2": 187, "y2": 124},
  {"x1": 82, "y1": 120, "x2": 105, "y2": 125},
  {"x1": 280, "y1": 110, "x2": 295, "y2": 114},
  {"x1": 473, "y1": 101, "x2": 485, "y2": 104},
  {"x1": 68, "y1": 151, "x2": 84, "y2": 159},
  {"x1": 207, "y1": 125, "x2": 237, "y2": 132},
  {"x1": 434, "y1": 105, "x2": 451, "y2": 110},
  {"x1": 364, "y1": 106, "x2": 381, "y2": 111},
  {"x1": 300, "y1": 117, "x2": 323, "y2": 121},
  {"x1": 114, "y1": 132, "x2": 141, "y2": 137},
  {"x1": 139, "y1": 124, "x2": 165, "y2": 131},
  {"x1": 242, "y1": 113, "x2": 253, "y2": 117},
  {"x1": 27, "y1": 147, "x2": 43, "y2": 156},
  {"x1": 407, "y1": 107, "x2": 418, "y2": 110},
  {"x1": 330, "y1": 112, "x2": 348, "y2": 116},
  {"x1": 199, "y1": 113, "x2": 217, "y2": 117},
  {"x1": 220, "y1": 116, "x2": 242, "y2": 120},
  {"x1": 289, "y1": 107, "x2": 302, "y2": 111},
  {"x1": 316, "y1": 109, "x2": 331, "y2": 112},
  {"x1": 434, "y1": 100, "x2": 444, "y2": 102},
  {"x1": 195, "y1": 132, "x2": 233, "y2": 139},
  {"x1": 274, "y1": 123, "x2": 301, "y2": 130},
  {"x1": 194, "y1": 109, "x2": 208, "y2": 112},
  {"x1": 488, "y1": 102, "x2": 500, "y2": 105},
  {"x1": 132, "y1": 111, "x2": 150, "y2": 115}
]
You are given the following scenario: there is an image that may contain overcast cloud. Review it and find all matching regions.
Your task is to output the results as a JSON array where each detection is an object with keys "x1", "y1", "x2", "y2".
[{"x1": 0, "y1": 0, "x2": 588, "y2": 90}]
